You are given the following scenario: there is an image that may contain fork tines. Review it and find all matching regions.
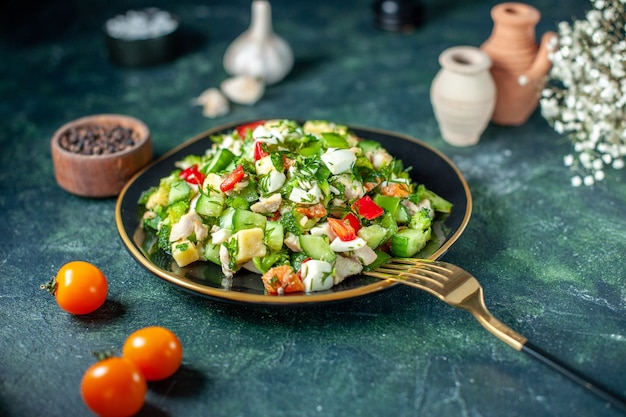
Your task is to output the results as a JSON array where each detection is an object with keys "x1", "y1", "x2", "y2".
[{"x1": 368, "y1": 259, "x2": 454, "y2": 292}]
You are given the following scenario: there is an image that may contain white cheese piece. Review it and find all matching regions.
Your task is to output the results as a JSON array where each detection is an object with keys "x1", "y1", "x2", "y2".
[
  {"x1": 220, "y1": 134, "x2": 243, "y2": 155},
  {"x1": 321, "y1": 148, "x2": 356, "y2": 175},
  {"x1": 252, "y1": 125, "x2": 278, "y2": 144},
  {"x1": 301, "y1": 260, "x2": 334, "y2": 292},
  {"x1": 263, "y1": 170, "x2": 286, "y2": 194},
  {"x1": 309, "y1": 222, "x2": 337, "y2": 240},
  {"x1": 329, "y1": 237, "x2": 367, "y2": 252},
  {"x1": 288, "y1": 182, "x2": 322, "y2": 204},
  {"x1": 255, "y1": 155, "x2": 275, "y2": 175}
]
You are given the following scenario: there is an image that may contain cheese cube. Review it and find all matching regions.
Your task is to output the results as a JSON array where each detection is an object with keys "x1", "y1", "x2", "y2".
[
  {"x1": 232, "y1": 227, "x2": 267, "y2": 263},
  {"x1": 171, "y1": 239, "x2": 200, "y2": 267}
]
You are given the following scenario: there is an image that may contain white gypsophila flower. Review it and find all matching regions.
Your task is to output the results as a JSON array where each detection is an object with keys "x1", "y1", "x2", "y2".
[{"x1": 541, "y1": 0, "x2": 626, "y2": 186}]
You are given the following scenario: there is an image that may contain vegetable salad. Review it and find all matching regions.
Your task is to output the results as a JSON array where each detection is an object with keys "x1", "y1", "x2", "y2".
[{"x1": 138, "y1": 120, "x2": 452, "y2": 294}]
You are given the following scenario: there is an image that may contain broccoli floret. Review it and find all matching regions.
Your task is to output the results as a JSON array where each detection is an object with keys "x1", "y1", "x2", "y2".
[
  {"x1": 280, "y1": 210, "x2": 304, "y2": 235},
  {"x1": 409, "y1": 208, "x2": 432, "y2": 231},
  {"x1": 167, "y1": 200, "x2": 189, "y2": 224},
  {"x1": 157, "y1": 223, "x2": 172, "y2": 252}
]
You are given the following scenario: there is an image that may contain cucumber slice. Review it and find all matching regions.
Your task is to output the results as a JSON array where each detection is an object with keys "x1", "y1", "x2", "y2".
[
  {"x1": 195, "y1": 192, "x2": 225, "y2": 217},
  {"x1": 203, "y1": 242, "x2": 221, "y2": 264},
  {"x1": 200, "y1": 148, "x2": 235, "y2": 174},
  {"x1": 390, "y1": 228, "x2": 432, "y2": 257},
  {"x1": 233, "y1": 209, "x2": 267, "y2": 232},
  {"x1": 299, "y1": 235, "x2": 337, "y2": 262},
  {"x1": 380, "y1": 212, "x2": 398, "y2": 242},
  {"x1": 395, "y1": 204, "x2": 411, "y2": 224},
  {"x1": 357, "y1": 224, "x2": 388, "y2": 249},
  {"x1": 219, "y1": 207, "x2": 236, "y2": 230},
  {"x1": 265, "y1": 221, "x2": 284, "y2": 252},
  {"x1": 168, "y1": 180, "x2": 190, "y2": 205}
]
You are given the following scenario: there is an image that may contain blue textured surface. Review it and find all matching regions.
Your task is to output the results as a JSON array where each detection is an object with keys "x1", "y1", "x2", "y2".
[{"x1": 1, "y1": 0, "x2": 625, "y2": 416}]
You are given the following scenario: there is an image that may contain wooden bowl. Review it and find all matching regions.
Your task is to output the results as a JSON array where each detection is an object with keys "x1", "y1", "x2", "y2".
[{"x1": 51, "y1": 114, "x2": 153, "y2": 198}]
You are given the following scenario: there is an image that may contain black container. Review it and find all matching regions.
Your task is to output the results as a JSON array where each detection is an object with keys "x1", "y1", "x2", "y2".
[
  {"x1": 104, "y1": 10, "x2": 180, "y2": 67},
  {"x1": 373, "y1": 0, "x2": 424, "y2": 32}
]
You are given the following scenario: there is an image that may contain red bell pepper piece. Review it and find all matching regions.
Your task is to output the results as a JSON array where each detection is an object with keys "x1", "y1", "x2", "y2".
[
  {"x1": 343, "y1": 212, "x2": 361, "y2": 233},
  {"x1": 327, "y1": 217, "x2": 357, "y2": 242},
  {"x1": 235, "y1": 120, "x2": 266, "y2": 138},
  {"x1": 352, "y1": 195, "x2": 384, "y2": 220},
  {"x1": 220, "y1": 165, "x2": 245, "y2": 192},
  {"x1": 179, "y1": 164, "x2": 205, "y2": 186},
  {"x1": 254, "y1": 141, "x2": 268, "y2": 161}
]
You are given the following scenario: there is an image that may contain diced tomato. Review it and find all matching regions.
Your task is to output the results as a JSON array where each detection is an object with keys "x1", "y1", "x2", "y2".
[
  {"x1": 327, "y1": 217, "x2": 357, "y2": 242},
  {"x1": 235, "y1": 120, "x2": 266, "y2": 138},
  {"x1": 220, "y1": 165, "x2": 245, "y2": 192},
  {"x1": 380, "y1": 182, "x2": 410, "y2": 197},
  {"x1": 352, "y1": 195, "x2": 384, "y2": 220},
  {"x1": 343, "y1": 212, "x2": 361, "y2": 232},
  {"x1": 261, "y1": 265, "x2": 304, "y2": 294},
  {"x1": 254, "y1": 141, "x2": 268, "y2": 161},
  {"x1": 179, "y1": 164, "x2": 205, "y2": 186},
  {"x1": 282, "y1": 155, "x2": 294, "y2": 171},
  {"x1": 295, "y1": 203, "x2": 327, "y2": 219}
]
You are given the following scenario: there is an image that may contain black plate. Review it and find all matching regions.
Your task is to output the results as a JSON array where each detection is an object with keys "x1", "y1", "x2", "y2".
[{"x1": 115, "y1": 121, "x2": 472, "y2": 305}]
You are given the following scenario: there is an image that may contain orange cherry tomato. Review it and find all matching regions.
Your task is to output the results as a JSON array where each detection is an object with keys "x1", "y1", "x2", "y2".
[
  {"x1": 122, "y1": 326, "x2": 183, "y2": 381},
  {"x1": 81, "y1": 357, "x2": 147, "y2": 417},
  {"x1": 53, "y1": 261, "x2": 108, "y2": 315}
]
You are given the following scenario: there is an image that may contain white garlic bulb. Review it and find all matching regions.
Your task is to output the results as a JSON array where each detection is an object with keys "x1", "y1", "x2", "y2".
[
  {"x1": 223, "y1": 0, "x2": 294, "y2": 85},
  {"x1": 220, "y1": 76, "x2": 265, "y2": 105}
]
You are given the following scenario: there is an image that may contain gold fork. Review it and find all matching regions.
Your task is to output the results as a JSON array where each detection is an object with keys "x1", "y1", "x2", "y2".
[{"x1": 365, "y1": 258, "x2": 626, "y2": 412}]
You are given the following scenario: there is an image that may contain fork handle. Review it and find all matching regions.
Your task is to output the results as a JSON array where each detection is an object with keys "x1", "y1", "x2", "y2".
[{"x1": 521, "y1": 341, "x2": 626, "y2": 412}]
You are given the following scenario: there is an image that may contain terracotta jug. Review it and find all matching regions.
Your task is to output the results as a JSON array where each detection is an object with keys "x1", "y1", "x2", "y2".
[
  {"x1": 430, "y1": 46, "x2": 496, "y2": 147},
  {"x1": 480, "y1": 2, "x2": 557, "y2": 126}
]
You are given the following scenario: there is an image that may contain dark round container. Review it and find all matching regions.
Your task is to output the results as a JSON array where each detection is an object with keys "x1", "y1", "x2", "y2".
[
  {"x1": 104, "y1": 9, "x2": 180, "y2": 67},
  {"x1": 373, "y1": 0, "x2": 424, "y2": 32}
]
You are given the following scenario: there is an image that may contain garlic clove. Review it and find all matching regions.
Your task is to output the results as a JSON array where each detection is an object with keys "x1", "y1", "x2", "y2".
[
  {"x1": 193, "y1": 88, "x2": 230, "y2": 118},
  {"x1": 220, "y1": 76, "x2": 265, "y2": 105},
  {"x1": 223, "y1": 0, "x2": 294, "y2": 85}
]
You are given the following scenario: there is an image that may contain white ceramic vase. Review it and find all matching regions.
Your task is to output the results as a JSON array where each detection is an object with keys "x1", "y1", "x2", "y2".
[{"x1": 430, "y1": 46, "x2": 496, "y2": 146}]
